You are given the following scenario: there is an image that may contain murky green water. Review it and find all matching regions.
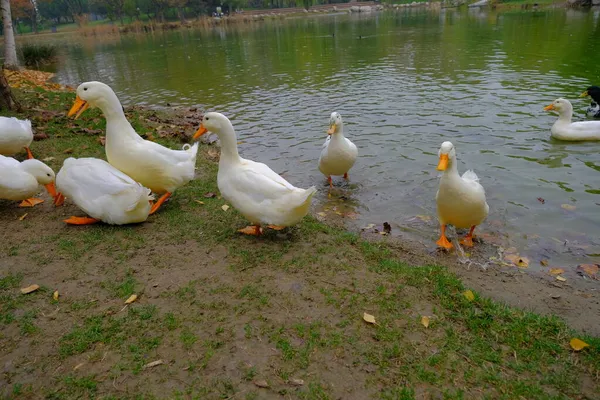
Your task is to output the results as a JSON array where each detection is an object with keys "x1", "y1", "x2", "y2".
[{"x1": 30, "y1": 7, "x2": 600, "y2": 272}]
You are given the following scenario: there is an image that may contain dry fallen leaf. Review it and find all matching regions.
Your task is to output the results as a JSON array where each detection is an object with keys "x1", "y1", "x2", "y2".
[
  {"x1": 363, "y1": 312, "x2": 377, "y2": 325},
  {"x1": 463, "y1": 290, "x2": 475, "y2": 301},
  {"x1": 576, "y1": 264, "x2": 599, "y2": 279},
  {"x1": 253, "y1": 380, "x2": 269, "y2": 388},
  {"x1": 18, "y1": 213, "x2": 28, "y2": 221},
  {"x1": 99, "y1": 136, "x2": 106, "y2": 146},
  {"x1": 289, "y1": 378, "x2": 304, "y2": 386},
  {"x1": 194, "y1": 200, "x2": 204, "y2": 205},
  {"x1": 73, "y1": 363, "x2": 85, "y2": 371},
  {"x1": 221, "y1": 204, "x2": 230, "y2": 211},
  {"x1": 125, "y1": 294, "x2": 137, "y2": 304},
  {"x1": 361, "y1": 223, "x2": 376, "y2": 231},
  {"x1": 570, "y1": 338, "x2": 589, "y2": 351},
  {"x1": 561, "y1": 204, "x2": 576, "y2": 211},
  {"x1": 42, "y1": 157, "x2": 55, "y2": 162},
  {"x1": 549, "y1": 268, "x2": 565, "y2": 276},
  {"x1": 556, "y1": 276, "x2": 567, "y2": 282},
  {"x1": 20, "y1": 284, "x2": 40, "y2": 294},
  {"x1": 421, "y1": 316, "x2": 430, "y2": 328},
  {"x1": 317, "y1": 212, "x2": 327, "y2": 217},
  {"x1": 143, "y1": 360, "x2": 164, "y2": 369},
  {"x1": 504, "y1": 254, "x2": 529, "y2": 268},
  {"x1": 53, "y1": 291, "x2": 59, "y2": 301},
  {"x1": 540, "y1": 259, "x2": 549, "y2": 267},
  {"x1": 204, "y1": 192, "x2": 217, "y2": 198},
  {"x1": 63, "y1": 148, "x2": 73, "y2": 154}
]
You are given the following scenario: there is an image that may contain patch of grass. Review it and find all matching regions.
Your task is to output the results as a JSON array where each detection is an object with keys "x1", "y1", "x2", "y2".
[
  {"x1": 180, "y1": 327, "x2": 198, "y2": 350},
  {"x1": 20, "y1": 43, "x2": 58, "y2": 69}
]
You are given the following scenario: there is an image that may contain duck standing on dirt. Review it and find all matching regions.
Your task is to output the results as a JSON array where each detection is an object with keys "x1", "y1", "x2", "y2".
[
  {"x1": 193, "y1": 112, "x2": 317, "y2": 236},
  {"x1": 67, "y1": 81, "x2": 199, "y2": 215},
  {"x1": 580, "y1": 86, "x2": 600, "y2": 118},
  {"x1": 318, "y1": 112, "x2": 358, "y2": 189},
  {"x1": 435, "y1": 141, "x2": 489, "y2": 250}
]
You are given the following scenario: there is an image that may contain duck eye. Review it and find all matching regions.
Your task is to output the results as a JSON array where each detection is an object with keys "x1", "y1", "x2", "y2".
[
  {"x1": 83, "y1": 87, "x2": 88, "y2": 91},
  {"x1": 206, "y1": 117, "x2": 210, "y2": 120}
]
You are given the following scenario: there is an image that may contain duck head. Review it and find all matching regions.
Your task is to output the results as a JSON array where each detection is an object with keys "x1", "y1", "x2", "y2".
[
  {"x1": 543, "y1": 98, "x2": 573, "y2": 117},
  {"x1": 193, "y1": 112, "x2": 231, "y2": 139},
  {"x1": 327, "y1": 112, "x2": 343, "y2": 135},
  {"x1": 21, "y1": 159, "x2": 59, "y2": 200},
  {"x1": 580, "y1": 86, "x2": 600, "y2": 103},
  {"x1": 68, "y1": 81, "x2": 119, "y2": 119},
  {"x1": 437, "y1": 141, "x2": 455, "y2": 171}
]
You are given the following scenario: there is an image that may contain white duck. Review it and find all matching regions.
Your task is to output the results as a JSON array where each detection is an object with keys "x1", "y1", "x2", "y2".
[
  {"x1": 0, "y1": 155, "x2": 56, "y2": 207},
  {"x1": 435, "y1": 141, "x2": 489, "y2": 250},
  {"x1": 318, "y1": 112, "x2": 358, "y2": 188},
  {"x1": 55, "y1": 158, "x2": 153, "y2": 225},
  {"x1": 193, "y1": 112, "x2": 317, "y2": 236},
  {"x1": 0, "y1": 117, "x2": 34, "y2": 158},
  {"x1": 544, "y1": 98, "x2": 600, "y2": 141},
  {"x1": 67, "y1": 81, "x2": 199, "y2": 214}
]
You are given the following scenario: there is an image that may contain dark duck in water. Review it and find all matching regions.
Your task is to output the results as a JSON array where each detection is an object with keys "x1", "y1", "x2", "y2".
[{"x1": 580, "y1": 86, "x2": 600, "y2": 118}]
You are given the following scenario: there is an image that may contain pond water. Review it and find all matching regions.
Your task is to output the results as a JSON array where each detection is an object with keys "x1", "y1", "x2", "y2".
[{"x1": 27, "y1": 7, "x2": 600, "y2": 273}]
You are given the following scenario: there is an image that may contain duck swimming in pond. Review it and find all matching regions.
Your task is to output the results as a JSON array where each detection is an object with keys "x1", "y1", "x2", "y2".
[{"x1": 580, "y1": 86, "x2": 600, "y2": 118}]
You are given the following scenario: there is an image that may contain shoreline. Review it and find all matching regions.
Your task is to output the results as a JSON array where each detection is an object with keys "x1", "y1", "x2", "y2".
[
  {"x1": 0, "y1": 77, "x2": 598, "y2": 398},
  {"x1": 4, "y1": 70, "x2": 599, "y2": 336}
]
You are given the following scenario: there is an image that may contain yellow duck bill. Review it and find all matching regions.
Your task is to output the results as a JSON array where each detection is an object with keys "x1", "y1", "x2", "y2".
[{"x1": 68, "y1": 96, "x2": 89, "y2": 119}]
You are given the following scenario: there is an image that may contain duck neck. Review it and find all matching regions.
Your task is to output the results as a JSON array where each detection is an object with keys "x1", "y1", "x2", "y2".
[
  {"x1": 331, "y1": 123, "x2": 345, "y2": 143},
  {"x1": 94, "y1": 92, "x2": 127, "y2": 121},
  {"x1": 557, "y1": 109, "x2": 572, "y2": 123},
  {"x1": 217, "y1": 122, "x2": 241, "y2": 163}
]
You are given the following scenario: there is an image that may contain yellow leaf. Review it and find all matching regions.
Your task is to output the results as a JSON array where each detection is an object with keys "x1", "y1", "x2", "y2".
[
  {"x1": 20, "y1": 284, "x2": 40, "y2": 294},
  {"x1": 556, "y1": 276, "x2": 566, "y2": 282},
  {"x1": 570, "y1": 338, "x2": 589, "y2": 351},
  {"x1": 463, "y1": 290, "x2": 475, "y2": 301},
  {"x1": 317, "y1": 212, "x2": 327, "y2": 217},
  {"x1": 53, "y1": 291, "x2": 59, "y2": 301},
  {"x1": 18, "y1": 213, "x2": 28, "y2": 221},
  {"x1": 549, "y1": 268, "x2": 564, "y2": 275},
  {"x1": 221, "y1": 204, "x2": 230, "y2": 211},
  {"x1": 363, "y1": 312, "x2": 377, "y2": 325},
  {"x1": 125, "y1": 294, "x2": 137, "y2": 304},
  {"x1": 561, "y1": 204, "x2": 576, "y2": 211},
  {"x1": 421, "y1": 316, "x2": 430, "y2": 328},
  {"x1": 194, "y1": 200, "x2": 205, "y2": 205}
]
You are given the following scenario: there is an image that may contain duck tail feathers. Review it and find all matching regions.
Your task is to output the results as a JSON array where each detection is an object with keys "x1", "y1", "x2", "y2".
[
  {"x1": 461, "y1": 170, "x2": 479, "y2": 182},
  {"x1": 182, "y1": 142, "x2": 199, "y2": 158}
]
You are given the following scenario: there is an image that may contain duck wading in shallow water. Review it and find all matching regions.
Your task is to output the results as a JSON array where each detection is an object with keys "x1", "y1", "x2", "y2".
[
  {"x1": 0, "y1": 117, "x2": 34, "y2": 158},
  {"x1": 54, "y1": 158, "x2": 154, "y2": 225},
  {"x1": 318, "y1": 112, "x2": 358, "y2": 189},
  {"x1": 67, "y1": 81, "x2": 199, "y2": 214},
  {"x1": 0, "y1": 155, "x2": 58, "y2": 207},
  {"x1": 544, "y1": 98, "x2": 600, "y2": 141},
  {"x1": 580, "y1": 86, "x2": 600, "y2": 118},
  {"x1": 435, "y1": 141, "x2": 489, "y2": 250},
  {"x1": 193, "y1": 112, "x2": 317, "y2": 236}
]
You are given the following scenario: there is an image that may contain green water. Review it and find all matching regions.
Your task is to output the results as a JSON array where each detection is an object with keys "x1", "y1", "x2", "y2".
[{"x1": 31, "y1": 7, "x2": 600, "y2": 273}]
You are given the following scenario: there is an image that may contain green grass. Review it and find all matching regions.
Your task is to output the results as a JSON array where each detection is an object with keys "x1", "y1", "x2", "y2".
[{"x1": 0, "y1": 86, "x2": 598, "y2": 399}]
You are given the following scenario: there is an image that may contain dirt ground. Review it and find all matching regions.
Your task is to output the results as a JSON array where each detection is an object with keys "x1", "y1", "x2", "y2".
[{"x1": 1, "y1": 86, "x2": 599, "y2": 399}]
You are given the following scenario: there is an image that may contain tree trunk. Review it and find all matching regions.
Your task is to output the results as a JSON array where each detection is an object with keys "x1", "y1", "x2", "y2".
[
  {"x1": 0, "y1": 69, "x2": 21, "y2": 111},
  {"x1": 1, "y1": 0, "x2": 19, "y2": 69}
]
